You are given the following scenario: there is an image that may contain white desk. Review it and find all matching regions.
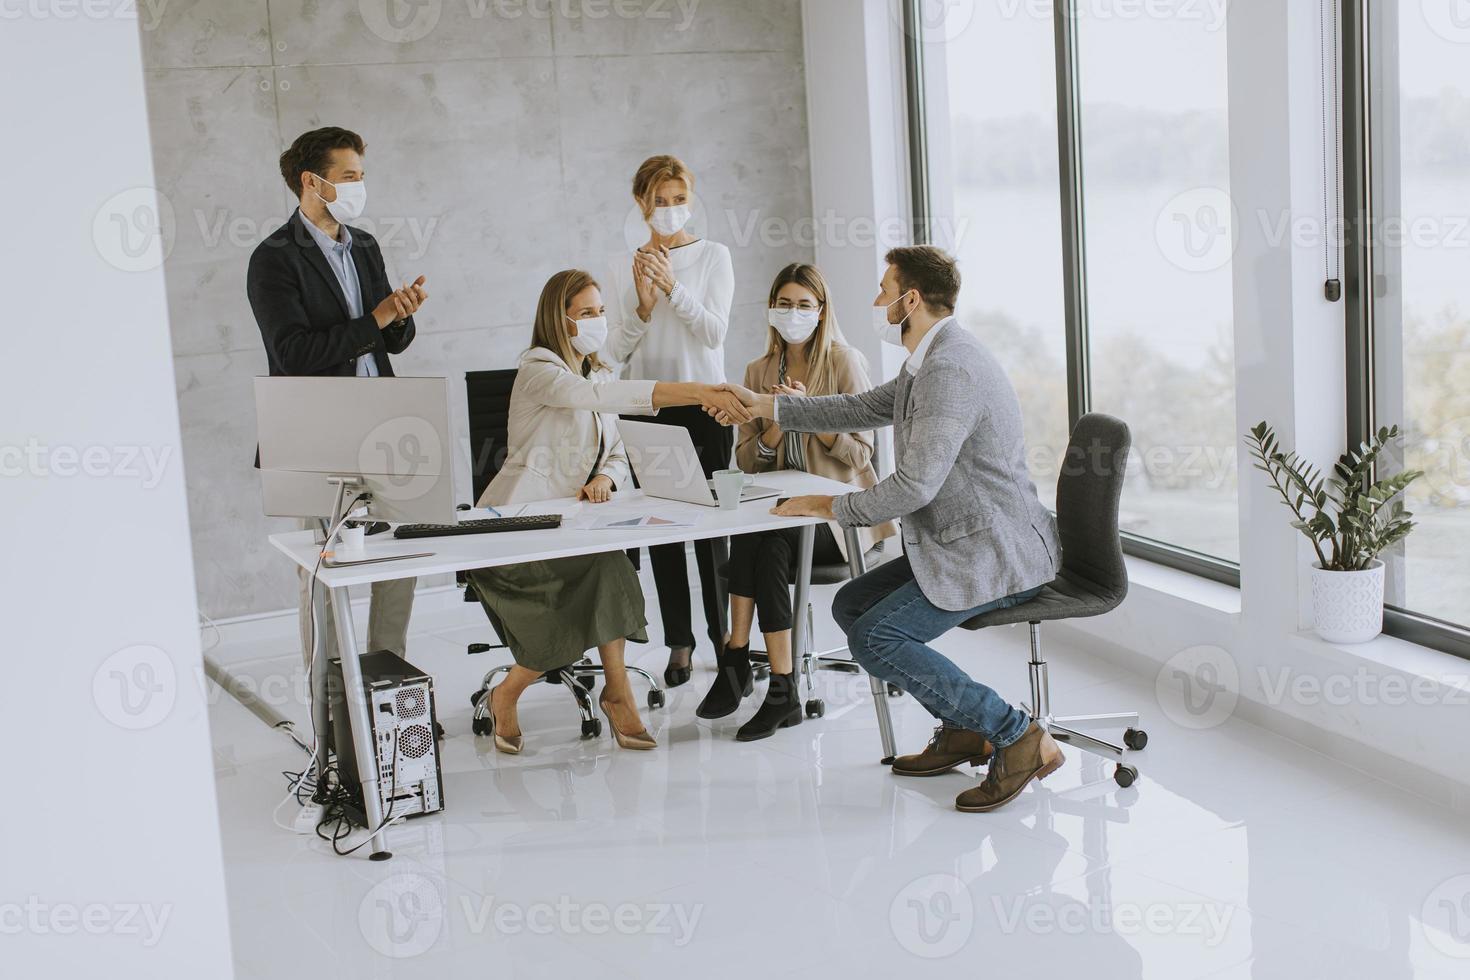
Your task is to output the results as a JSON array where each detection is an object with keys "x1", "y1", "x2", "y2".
[{"x1": 272, "y1": 470, "x2": 898, "y2": 859}]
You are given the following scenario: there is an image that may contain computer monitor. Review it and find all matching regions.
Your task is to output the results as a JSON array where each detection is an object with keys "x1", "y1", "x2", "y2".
[{"x1": 254, "y1": 377, "x2": 457, "y2": 525}]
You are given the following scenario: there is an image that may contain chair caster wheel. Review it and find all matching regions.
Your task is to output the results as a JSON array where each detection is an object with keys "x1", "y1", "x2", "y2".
[
  {"x1": 1114, "y1": 764, "x2": 1139, "y2": 788},
  {"x1": 581, "y1": 719, "x2": 603, "y2": 740},
  {"x1": 468, "y1": 643, "x2": 492, "y2": 655},
  {"x1": 579, "y1": 675, "x2": 596, "y2": 692},
  {"x1": 648, "y1": 689, "x2": 666, "y2": 710},
  {"x1": 471, "y1": 717, "x2": 491, "y2": 737},
  {"x1": 886, "y1": 683, "x2": 902, "y2": 698},
  {"x1": 470, "y1": 688, "x2": 486, "y2": 708},
  {"x1": 1124, "y1": 728, "x2": 1149, "y2": 751},
  {"x1": 805, "y1": 699, "x2": 825, "y2": 719}
]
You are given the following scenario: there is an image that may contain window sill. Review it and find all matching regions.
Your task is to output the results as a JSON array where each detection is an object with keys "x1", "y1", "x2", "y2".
[
  {"x1": 1287, "y1": 628, "x2": 1470, "y2": 692},
  {"x1": 1122, "y1": 553, "x2": 1241, "y2": 617}
]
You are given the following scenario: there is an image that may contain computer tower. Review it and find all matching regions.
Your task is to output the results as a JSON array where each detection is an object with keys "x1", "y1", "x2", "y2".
[{"x1": 327, "y1": 651, "x2": 445, "y2": 825}]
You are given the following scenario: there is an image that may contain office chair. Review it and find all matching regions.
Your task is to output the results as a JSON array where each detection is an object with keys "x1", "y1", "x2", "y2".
[
  {"x1": 959, "y1": 413, "x2": 1144, "y2": 787},
  {"x1": 716, "y1": 543, "x2": 903, "y2": 720},
  {"x1": 460, "y1": 369, "x2": 665, "y2": 741}
]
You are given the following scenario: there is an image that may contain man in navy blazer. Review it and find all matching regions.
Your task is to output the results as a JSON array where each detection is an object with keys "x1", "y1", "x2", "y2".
[{"x1": 247, "y1": 126, "x2": 429, "y2": 667}]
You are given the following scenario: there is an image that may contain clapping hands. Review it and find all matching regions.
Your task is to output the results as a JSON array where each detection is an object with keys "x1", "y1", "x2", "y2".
[
  {"x1": 373, "y1": 275, "x2": 428, "y2": 328},
  {"x1": 635, "y1": 246, "x2": 676, "y2": 294}
]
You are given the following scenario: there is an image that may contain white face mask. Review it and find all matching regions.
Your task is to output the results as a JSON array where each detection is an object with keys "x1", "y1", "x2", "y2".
[
  {"x1": 768, "y1": 307, "x2": 822, "y2": 345},
  {"x1": 312, "y1": 174, "x2": 367, "y2": 223},
  {"x1": 649, "y1": 204, "x2": 693, "y2": 237},
  {"x1": 872, "y1": 292, "x2": 915, "y2": 347},
  {"x1": 567, "y1": 315, "x2": 608, "y2": 356}
]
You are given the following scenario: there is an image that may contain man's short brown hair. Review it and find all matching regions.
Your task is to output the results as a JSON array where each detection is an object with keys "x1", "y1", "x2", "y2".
[
  {"x1": 279, "y1": 127, "x2": 366, "y2": 199},
  {"x1": 885, "y1": 245, "x2": 961, "y2": 314}
]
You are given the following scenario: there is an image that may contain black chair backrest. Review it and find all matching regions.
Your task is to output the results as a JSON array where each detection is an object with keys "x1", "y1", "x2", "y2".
[
  {"x1": 1054, "y1": 413, "x2": 1131, "y2": 603},
  {"x1": 466, "y1": 369, "x2": 518, "y2": 502}
]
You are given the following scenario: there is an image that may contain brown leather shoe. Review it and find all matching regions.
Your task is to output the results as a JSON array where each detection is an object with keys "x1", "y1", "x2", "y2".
[
  {"x1": 891, "y1": 724, "x2": 994, "y2": 777},
  {"x1": 955, "y1": 723, "x2": 1064, "y2": 812}
]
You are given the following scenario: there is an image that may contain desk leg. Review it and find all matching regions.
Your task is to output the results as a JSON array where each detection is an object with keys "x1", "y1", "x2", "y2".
[
  {"x1": 329, "y1": 586, "x2": 393, "y2": 861},
  {"x1": 711, "y1": 535, "x2": 730, "y2": 644},
  {"x1": 310, "y1": 580, "x2": 331, "y2": 793},
  {"x1": 791, "y1": 524, "x2": 815, "y2": 687},
  {"x1": 845, "y1": 528, "x2": 897, "y2": 765}
]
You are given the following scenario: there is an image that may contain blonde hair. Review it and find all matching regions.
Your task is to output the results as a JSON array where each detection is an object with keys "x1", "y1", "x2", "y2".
[
  {"x1": 632, "y1": 154, "x2": 695, "y2": 220},
  {"x1": 531, "y1": 269, "x2": 606, "y2": 374},
  {"x1": 762, "y1": 263, "x2": 860, "y2": 397}
]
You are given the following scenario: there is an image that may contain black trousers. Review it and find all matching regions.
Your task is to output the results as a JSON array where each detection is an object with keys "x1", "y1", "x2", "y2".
[
  {"x1": 726, "y1": 524, "x2": 844, "y2": 634},
  {"x1": 622, "y1": 405, "x2": 734, "y2": 652}
]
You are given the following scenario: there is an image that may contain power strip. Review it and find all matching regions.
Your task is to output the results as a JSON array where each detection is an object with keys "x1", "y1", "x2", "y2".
[{"x1": 293, "y1": 803, "x2": 324, "y2": 835}]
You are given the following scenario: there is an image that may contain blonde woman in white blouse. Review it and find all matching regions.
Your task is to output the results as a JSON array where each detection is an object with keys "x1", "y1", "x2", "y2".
[{"x1": 606, "y1": 154, "x2": 737, "y2": 691}]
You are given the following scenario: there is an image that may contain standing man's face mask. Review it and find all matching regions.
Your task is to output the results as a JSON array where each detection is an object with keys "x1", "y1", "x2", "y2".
[
  {"x1": 873, "y1": 291, "x2": 915, "y2": 347},
  {"x1": 311, "y1": 173, "x2": 368, "y2": 223},
  {"x1": 567, "y1": 315, "x2": 609, "y2": 356},
  {"x1": 649, "y1": 204, "x2": 693, "y2": 237}
]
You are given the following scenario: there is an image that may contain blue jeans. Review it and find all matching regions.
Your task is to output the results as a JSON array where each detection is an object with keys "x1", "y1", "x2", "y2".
[{"x1": 834, "y1": 555, "x2": 1042, "y2": 749}]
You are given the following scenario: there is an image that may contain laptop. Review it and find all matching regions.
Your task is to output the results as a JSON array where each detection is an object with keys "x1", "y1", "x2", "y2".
[{"x1": 618, "y1": 419, "x2": 783, "y2": 507}]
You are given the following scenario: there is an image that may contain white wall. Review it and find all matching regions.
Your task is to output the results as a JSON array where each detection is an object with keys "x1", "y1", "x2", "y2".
[
  {"x1": 140, "y1": 0, "x2": 816, "y2": 622},
  {"x1": 2, "y1": 12, "x2": 234, "y2": 978}
]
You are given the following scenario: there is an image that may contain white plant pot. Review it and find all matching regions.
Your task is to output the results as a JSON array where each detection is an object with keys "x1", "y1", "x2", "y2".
[{"x1": 1310, "y1": 560, "x2": 1386, "y2": 644}]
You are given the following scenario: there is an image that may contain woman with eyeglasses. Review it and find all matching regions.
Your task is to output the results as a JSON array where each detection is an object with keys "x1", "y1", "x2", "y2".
[
  {"x1": 695, "y1": 263, "x2": 896, "y2": 740},
  {"x1": 466, "y1": 269, "x2": 749, "y2": 754}
]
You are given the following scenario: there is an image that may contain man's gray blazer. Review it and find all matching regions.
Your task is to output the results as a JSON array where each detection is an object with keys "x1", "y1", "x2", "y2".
[{"x1": 777, "y1": 323, "x2": 1061, "y2": 612}]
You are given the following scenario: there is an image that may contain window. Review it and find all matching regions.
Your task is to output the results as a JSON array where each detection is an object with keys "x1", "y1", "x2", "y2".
[
  {"x1": 1348, "y1": 1, "x2": 1470, "y2": 650},
  {"x1": 908, "y1": 0, "x2": 1239, "y2": 579},
  {"x1": 1075, "y1": 7, "x2": 1238, "y2": 564},
  {"x1": 920, "y1": 1, "x2": 1070, "y2": 511}
]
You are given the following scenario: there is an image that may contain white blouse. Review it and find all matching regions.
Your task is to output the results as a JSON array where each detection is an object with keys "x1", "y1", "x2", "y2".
[{"x1": 606, "y1": 239, "x2": 734, "y2": 385}]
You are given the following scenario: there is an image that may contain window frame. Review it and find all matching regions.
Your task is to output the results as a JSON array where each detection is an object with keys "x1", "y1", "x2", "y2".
[
  {"x1": 1341, "y1": 0, "x2": 1470, "y2": 660},
  {"x1": 900, "y1": 0, "x2": 1242, "y2": 588}
]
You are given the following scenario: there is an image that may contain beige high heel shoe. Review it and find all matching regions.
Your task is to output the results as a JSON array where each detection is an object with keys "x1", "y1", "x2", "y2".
[
  {"x1": 598, "y1": 692, "x2": 657, "y2": 751},
  {"x1": 486, "y1": 685, "x2": 523, "y2": 755}
]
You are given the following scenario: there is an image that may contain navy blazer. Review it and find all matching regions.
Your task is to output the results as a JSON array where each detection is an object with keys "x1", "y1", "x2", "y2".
[{"x1": 246, "y1": 211, "x2": 416, "y2": 378}]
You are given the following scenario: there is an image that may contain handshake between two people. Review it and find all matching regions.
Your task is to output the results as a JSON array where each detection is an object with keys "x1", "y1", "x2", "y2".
[{"x1": 697, "y1": 382, "x2": 785, "y2": 427}]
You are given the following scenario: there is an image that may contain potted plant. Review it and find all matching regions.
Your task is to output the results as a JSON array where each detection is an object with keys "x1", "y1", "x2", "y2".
[{"x1": 1246, "y1": 422, "x2": 1423, "y2": 643}]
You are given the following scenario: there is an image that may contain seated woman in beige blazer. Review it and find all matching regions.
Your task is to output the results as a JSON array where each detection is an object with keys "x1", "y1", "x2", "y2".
[
  {"x1": 694, "y1": 263, "x2": 896, "y2": 740},
  {"x1": 468, "y1": 268, "x2": 748, "y2": 754}
]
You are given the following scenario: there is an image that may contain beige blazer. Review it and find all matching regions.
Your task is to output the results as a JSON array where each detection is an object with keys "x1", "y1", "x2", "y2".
[
  {"x1": 478, "y1": 347, "x2": 657, "y2": 508},
  {"x1": 735, "y1": 345, "x2": 897, "y2": 561}
]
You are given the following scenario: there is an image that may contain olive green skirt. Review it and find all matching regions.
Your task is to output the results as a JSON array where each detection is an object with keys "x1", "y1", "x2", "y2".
[{"x1": 466, "y1": 552, "x2": 648, "y2": 673}]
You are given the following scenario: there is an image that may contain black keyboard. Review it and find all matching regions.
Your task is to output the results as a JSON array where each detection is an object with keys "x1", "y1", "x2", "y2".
[{"x1": 393, "y1": 515, "x2": 563, "y2": 540}]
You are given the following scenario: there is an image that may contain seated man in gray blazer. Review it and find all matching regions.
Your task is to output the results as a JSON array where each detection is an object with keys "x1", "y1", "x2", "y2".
[{"x1": 713, "y1": 246, "x2": 1064, "y2": 813}]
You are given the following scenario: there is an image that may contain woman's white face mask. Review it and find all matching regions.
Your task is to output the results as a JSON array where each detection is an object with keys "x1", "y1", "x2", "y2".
[
  {"x1": 768, "y1": 307, "x2": 822, "y2": 345},
  {"x1": 567, "y1": 314, "x2": 608, "y2": 356},
  {"x1": 649, "y1": 204, "x2": 693, "y2": 237}
]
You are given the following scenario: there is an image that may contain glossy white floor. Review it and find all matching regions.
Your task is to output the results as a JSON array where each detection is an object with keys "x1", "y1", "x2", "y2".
[{"x1": 208, "y1": 568, "x2": 1470, "y2": 979}]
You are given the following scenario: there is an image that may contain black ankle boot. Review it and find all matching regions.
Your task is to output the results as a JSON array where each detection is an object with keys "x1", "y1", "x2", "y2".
[
  {"x1": 663, "y1": 646, "x2": 693, "y2": 689},
  {"x1": 736, "y1": 672, "x2": 802, "y2": 741},
  {"x1": 695, "y1": 643, "x2": 753, "y2": 719}
]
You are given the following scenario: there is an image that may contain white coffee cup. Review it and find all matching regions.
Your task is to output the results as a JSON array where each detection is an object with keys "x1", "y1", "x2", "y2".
[
  {"x1": 712, "y1": 468, "x2": 754, "y2": 510},
  {"x1": 337, "y1": 524, "x2": 366, "y2": 556}
]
